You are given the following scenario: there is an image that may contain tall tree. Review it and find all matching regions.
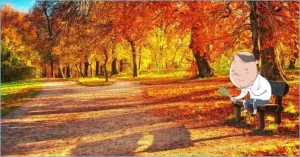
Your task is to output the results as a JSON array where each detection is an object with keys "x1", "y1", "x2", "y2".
[{"x1": 114, "y1": 2, "x2": 154, "y2": 77}]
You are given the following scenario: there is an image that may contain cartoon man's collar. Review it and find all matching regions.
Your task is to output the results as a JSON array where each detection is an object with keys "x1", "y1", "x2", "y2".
[{"x1": 247, "y1": 74, "x2": 260, "y2": 90}]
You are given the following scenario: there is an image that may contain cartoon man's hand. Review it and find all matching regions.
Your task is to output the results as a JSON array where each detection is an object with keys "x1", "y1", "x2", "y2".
[{"x1": 230, "y1": 96, "x2": 236, "y2": 103}]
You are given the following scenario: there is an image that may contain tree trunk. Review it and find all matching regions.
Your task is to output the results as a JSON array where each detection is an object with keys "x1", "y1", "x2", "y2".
[
  {"x1": 104, "y1": 50, "x2": 109, "y2": 82},
  {"x1": 58, "y1": 65, "x2": 64, "y2": 78},
  {"x1": 100, "y1": 65, "x2": 104, "y2": 76},
  {"x1": 79, "y1": 63, "x2": 84, "y2": 77},
  {"x1": 193, "y1": 53, "x2": 213, "y2": 78},
  {"x1": 260, "y1": 47, "x2": 286, "y2": 81},
  {"x1": 248, "y1": 1, "x2": 260, "y2": 61},
  {"x1": 96, "y1": 60, "x2": 99, "y2": 76},
  {"x1": 66, "y1": 65, "x2": 71, "y2": 78},
  {"x1": 190, "y1": 26, "x2": 213, "y2": 78},
  {"x1": 111, "y1": 58, "x2": 118, "y2": 76},
  {"x1": 50, "y1": 57, "x2": 54, "y2": 78},
  {"x1": 42, "y1": 62, "x2": 47, "y2": 77},
  {"x1": 84, "y1": 62, "x2": 89, "y2": 77},
  {"x1": 63, "y1": 66, "x2": 66, "y2": 78},
  {"x1": 258, "y1": 2, "x2": 286, "y2": 81},
  {"x1": 128, "y1": 39, "x2": 138, "y2": 77},
  {"x1": 76, "y1": 64, "x2": 80, "y2": 77},
  {"x1": 139, "y1": 48, "x2": 142, "y2": 70},
  {"x1": 288, "y1": 58, "x2": 296, "y2": 69},
  {"x1": 90, "y1": 64, "x2": 93, "y2": 77},
  {"x1": 120, "y1": 60, "x2": 123, "y2": 72}
]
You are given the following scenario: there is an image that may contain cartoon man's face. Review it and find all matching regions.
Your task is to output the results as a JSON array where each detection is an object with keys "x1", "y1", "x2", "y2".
[{"x1": 230, "y1": 53, "x2": 258, "y2": 88}]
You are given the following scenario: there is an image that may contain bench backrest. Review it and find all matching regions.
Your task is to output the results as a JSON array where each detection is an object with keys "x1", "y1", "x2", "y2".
[{"x1": 268, "y1": 81, "x2": 289, "y2": 96}]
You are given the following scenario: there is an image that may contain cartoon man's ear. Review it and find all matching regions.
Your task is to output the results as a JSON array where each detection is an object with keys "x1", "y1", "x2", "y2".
[{"x1": 255, "y1": 60, "x2": 258, "y2": 64}]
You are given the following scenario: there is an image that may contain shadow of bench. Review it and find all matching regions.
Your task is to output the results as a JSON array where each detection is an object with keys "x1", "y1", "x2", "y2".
[{"x1": 233, "y1": 81, "x2": 289, "y2": 130}]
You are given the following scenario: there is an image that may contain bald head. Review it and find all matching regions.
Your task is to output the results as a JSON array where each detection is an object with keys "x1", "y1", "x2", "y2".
[
  {"x1": 230, "y1": 52, "x2": 258, "y2": 88},
  {"x1": 231, "y1": 52, "x2": 257, "y2": 64}
]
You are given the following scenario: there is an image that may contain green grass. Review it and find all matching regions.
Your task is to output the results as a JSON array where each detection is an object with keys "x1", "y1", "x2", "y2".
[
  {"x1": 284, "y1": 102, "x2": 296, "y2": 116},
  {"x1": 1, "y1": 79, "x2": 42, "y2": 116},
  {"x1": 117, "y1": 71, "x2": 192, "y2": 85},
  {"x1": 75, "y1": 77, "x2": 115, "y2": 86},
  {"x1": 238, "y1": 142, "x2": 299, "y2": 156}
]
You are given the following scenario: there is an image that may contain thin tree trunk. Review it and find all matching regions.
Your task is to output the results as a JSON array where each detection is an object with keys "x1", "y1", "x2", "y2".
[
  {"x1": 59, "y1": 64, "x2": 65, "y2": 78},
  {"x1": 104, "y1": 49, "x2": 109, "y2": 82},
  {"x1": 58, "y1": 67, "x2": 62, "y2": 78},
  {"x1": 128, "y1": 39, "x2": 138, "y2": 77},
  {"x1": 120, "y1": 60, "x2": 123, "y2": 72},
  {"x1": 138, "y1": 48, "x2": 142, "y2": 70},
  {"x1": 42, "y1": 62, "x2": 47, "y2": 77},
  {"x1": 111, "y1": 36, "x2": 118, "y2": 76},
  {"x1": 50, "y1": 57, "x2": 54, "y2": 78},
  {"x1": 111, "y1": 58, "x2": 118, "y2": 76},
  {"x1": 178, "y1": 52, "x2": 186, "y2": 68},
  {"x1": 79, "y1": 63, "x2": 84, "y2": 77},
  {"x1": 84, "y1": 62, "x2": 89, "y2": 77},
  {"x1": 96, "y1": 60, "x2": 99, "y2": 76},
  {"x1": 66, "y1": 65, "x2": 71, "y2": 78},
  {"x1": 76, "y1": 64, "x2": 80, "y2": 77},
  {"x1": 288, "y1": 58, "x2": 296, "y2": 69},
  {"x1": 100, "y1": 65, "x2": 103, "y2": 76},
  {"x1": 90, "y1": 64, "x2": 93, "y2": 77}
]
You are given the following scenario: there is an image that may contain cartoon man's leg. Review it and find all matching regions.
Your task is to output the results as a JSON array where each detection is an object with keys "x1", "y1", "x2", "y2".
[
  {"x1": 252, "y1": 99, "x2": 269, "y2": 114},
  {"x1": 242, "y1": 99, "x2": 254, "y2": 113}
]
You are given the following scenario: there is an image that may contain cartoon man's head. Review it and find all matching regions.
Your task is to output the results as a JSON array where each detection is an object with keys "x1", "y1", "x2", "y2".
[{"x1": 230, "y1": 52, "x2": 258, "y2": 88}]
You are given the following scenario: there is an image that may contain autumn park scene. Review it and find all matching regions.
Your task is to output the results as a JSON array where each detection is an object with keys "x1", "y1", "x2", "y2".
[{"x1": 1, "y1": 0, "x2": 299, "y2": 156}]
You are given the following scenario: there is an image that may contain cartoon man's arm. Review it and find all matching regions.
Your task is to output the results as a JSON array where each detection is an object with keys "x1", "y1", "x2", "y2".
[
  {"x1": 234, "y1": 89, "x2": 248, "y2": 99},
  {"x1": 250, "y1": 85, "x2": 267, "y2": 96}
]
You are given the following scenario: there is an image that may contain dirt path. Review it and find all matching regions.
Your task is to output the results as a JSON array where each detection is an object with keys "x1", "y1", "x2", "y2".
[{"x1": 1, "y1": 80, "x2": 297, "y2": 156}]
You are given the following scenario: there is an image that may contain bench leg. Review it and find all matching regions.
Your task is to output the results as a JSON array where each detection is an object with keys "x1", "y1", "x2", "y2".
[
  {"x1": 275, "y1": 111, "x2": 282, "y2": 124},
  {"x1": 235, "y1": 106, "x2": 241, "y2": 122},
  {"x1": 258, "y1": 111, "x2": 265, "y2": 130}
]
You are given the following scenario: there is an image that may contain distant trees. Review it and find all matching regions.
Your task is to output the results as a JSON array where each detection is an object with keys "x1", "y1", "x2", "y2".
[
  {"x1": 1, "y1": 5, "x2": 39, "y2": 82},
  {"x1": 1, "y1": 1, "x2": 298, "y2": 82}
]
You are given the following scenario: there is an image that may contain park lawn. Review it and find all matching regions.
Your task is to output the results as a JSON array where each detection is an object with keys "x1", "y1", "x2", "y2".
[
  {"x1": 117, "y1": 71, "x2": 196, "y2": 85},
  {"x1": 143, "y1": 70, "x2": 299, "y2": 156},
  {"x1": 74, "y1": 77, "x2": 115, "y2": 86},
  {"x1": 237, "y1": 142, "x2": 299, "y2": 156},
  {"x1": 1, "y1": 79, "x2": 42, "y2": 116}
]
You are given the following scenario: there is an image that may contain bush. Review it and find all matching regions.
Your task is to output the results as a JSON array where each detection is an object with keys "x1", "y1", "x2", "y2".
[
  {"x1": 1, "y1": 64, "x2": 36, "y2": 82},
  {"x1": 1, "y1": 50, "x2": 38, "y2": 82}
]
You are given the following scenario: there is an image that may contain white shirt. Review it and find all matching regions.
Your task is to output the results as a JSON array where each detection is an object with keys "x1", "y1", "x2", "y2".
[{"x1": 235, "y1": 74, "x2": 272, "y2": 101}]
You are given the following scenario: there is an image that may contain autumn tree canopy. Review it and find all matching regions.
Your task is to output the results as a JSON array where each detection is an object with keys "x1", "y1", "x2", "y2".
[{"x1": 1, "y1": 1, "x2": 298, "y2": 82}]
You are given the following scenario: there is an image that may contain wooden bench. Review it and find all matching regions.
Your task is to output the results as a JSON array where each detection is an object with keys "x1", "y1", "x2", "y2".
[{"x1": 233, "y1": 81, "x2": 289, "y2": 130}]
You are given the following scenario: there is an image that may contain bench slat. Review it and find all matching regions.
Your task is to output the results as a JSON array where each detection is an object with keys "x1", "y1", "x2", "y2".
[
  {"x1": 233, "y1": 100, "x2": 279, "y2": 112},
  {"x1": 257, "y1": 104, "x2": 279, "y2": 112}
]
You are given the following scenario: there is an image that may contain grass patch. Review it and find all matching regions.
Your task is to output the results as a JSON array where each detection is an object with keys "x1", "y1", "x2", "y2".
[
  {"x1": 117, "y1": 71, "x2": 192, "y2": 85},
  {"x1": 265, "y1": 123, "x2": 279, "y2": 134},
  {"x1": 76, "y1": 77, "x2": 115, "y2": 86},
  {"x1": 238, "y1": 142, "x2": 299, "y2": 156},
  {"x1": 1, "y1": 79, "x2": 42, "y2": 116},
  {"x1": 283, "y1": 119, "x2": 297, "y2": 129},
  {"x1": 284, "y1": 102, "x2": 296, "y2": 116}
]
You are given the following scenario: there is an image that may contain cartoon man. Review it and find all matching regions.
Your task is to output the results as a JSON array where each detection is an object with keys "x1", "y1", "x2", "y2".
[{"x1": 230, "y1": 52, "x2": 272, "y2": 115}]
